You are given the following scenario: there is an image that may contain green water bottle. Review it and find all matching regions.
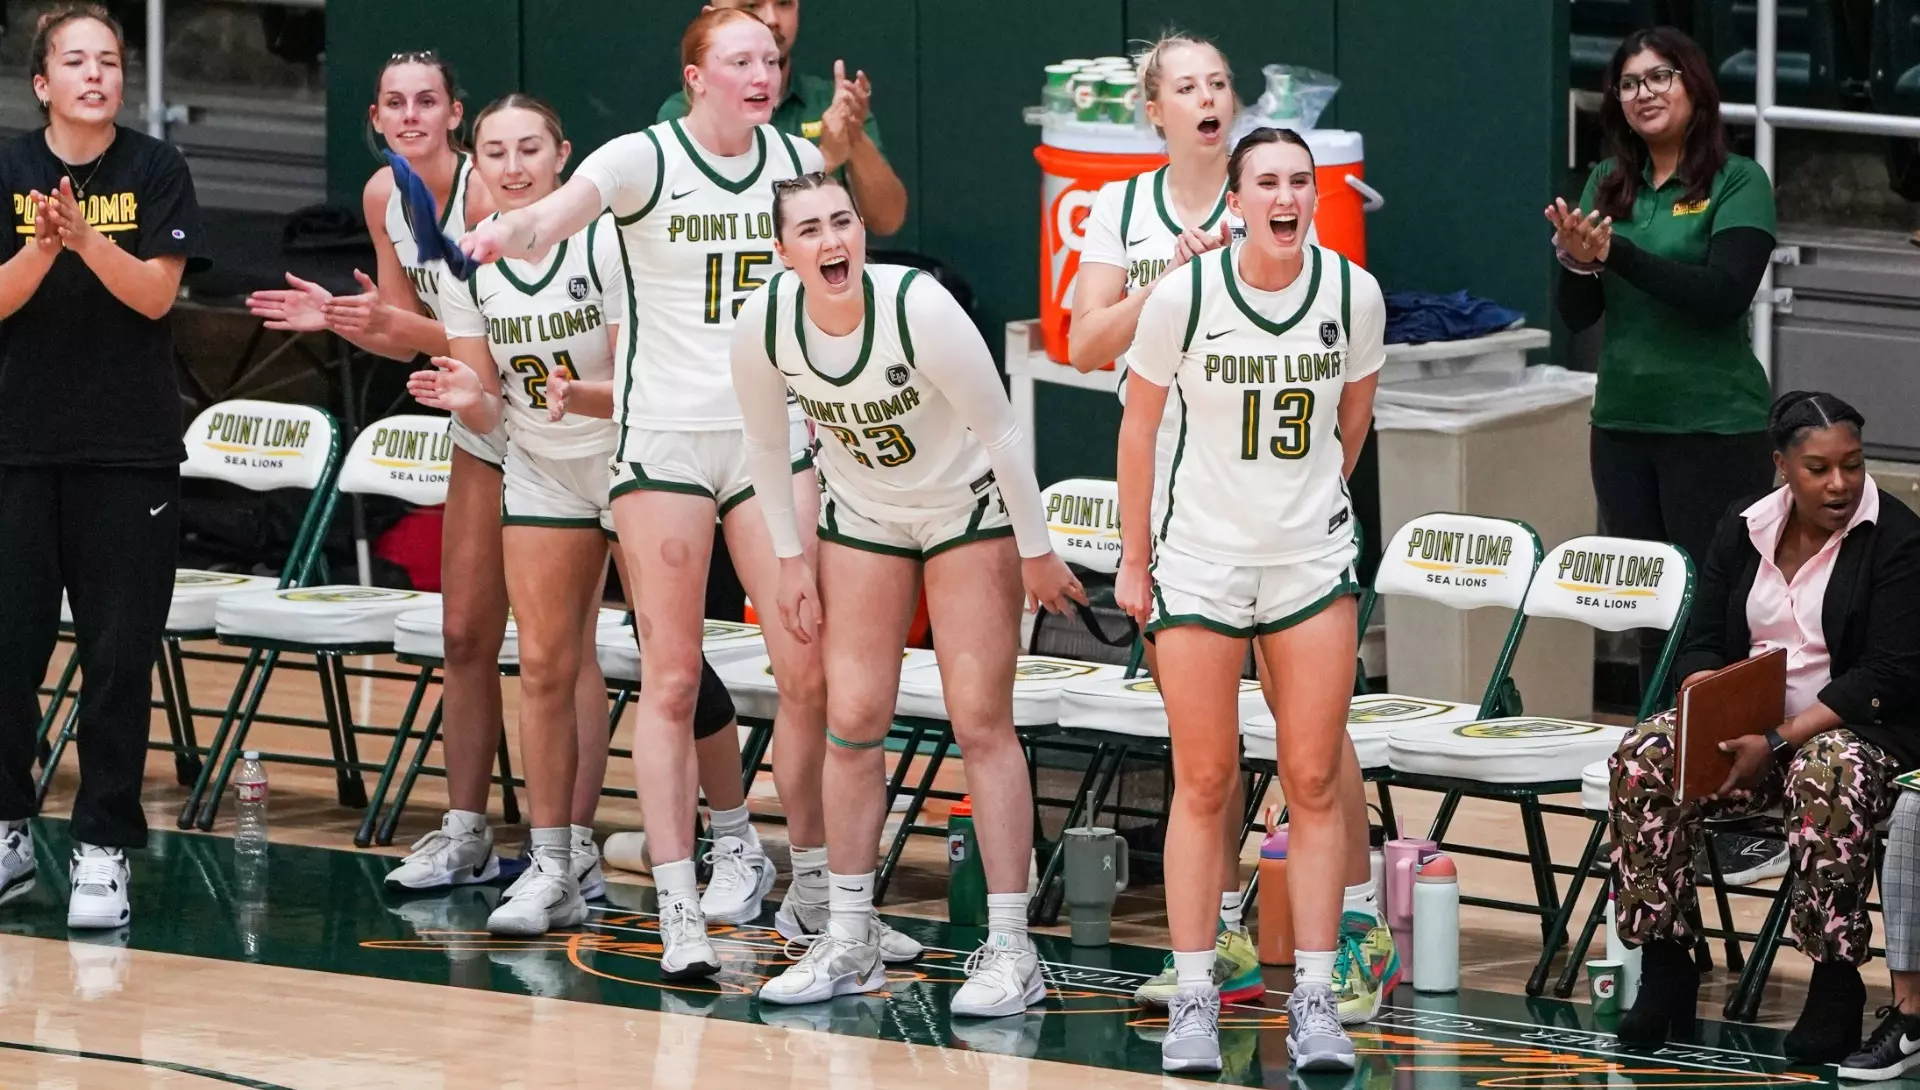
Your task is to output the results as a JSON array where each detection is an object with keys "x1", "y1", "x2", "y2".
[{"x1": 947, "y1": 797, "x2": 988, "y2": 926}]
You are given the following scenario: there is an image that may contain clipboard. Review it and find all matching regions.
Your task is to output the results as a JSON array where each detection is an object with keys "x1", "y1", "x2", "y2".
[{"x1": 1676, "y1": 648, "x2": 1787, "y2": 802}]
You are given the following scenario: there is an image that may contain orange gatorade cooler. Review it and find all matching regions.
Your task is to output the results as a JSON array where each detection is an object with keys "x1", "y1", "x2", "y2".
[
  {"x1": 1303, "y1": 129, "x2": 1380, "y2": 268},
  {"x1": 1033, "y1": 125, "x2": 1166, "y2": 365}
]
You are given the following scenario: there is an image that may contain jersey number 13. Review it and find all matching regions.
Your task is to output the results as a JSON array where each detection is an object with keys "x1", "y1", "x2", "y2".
[{"x1": 1240, "y1": 388, "x2": 1314, "y2": 460}]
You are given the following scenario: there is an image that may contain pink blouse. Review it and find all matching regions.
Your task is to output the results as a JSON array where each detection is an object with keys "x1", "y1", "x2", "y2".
[{"x1": 1743, "y1": 476, "x2": 1880, "y2": 716}]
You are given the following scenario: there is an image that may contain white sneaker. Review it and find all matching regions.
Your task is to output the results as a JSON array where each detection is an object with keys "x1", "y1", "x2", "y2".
[
  {"x1": 67, "y1": 844, "x2": 130, "y2": 930},
  {"x1": 758, "y1": 933, "x2": 886, "y2": 1006},
  {"x1": 0, "y1": 821, "x2": 34, "y2": 907},
  {"x1": 657, "y1": 895, "x2": 720, "y2": 980},
  {"x1": 699, "y1": 834, "x2": 775, "y2": 924},
  {"x1": 1161, "y1": 985, "x2": 1223, "y2": 1073},
  {"x1": 505, "y1": 839, "x2": 607, "y2": 902},
  {"x1": 951, "y1": 933, "x2": 1046, "y2": 1018},
  {"x1": 386, "y1": 813, "x2": 499, "y2": 892},
  {"x1": 775, "y1": 896, "x2": 924, "y2": 965},
  {"x1": 487, "y1": 852, "x2": 587, "y2": 937}
]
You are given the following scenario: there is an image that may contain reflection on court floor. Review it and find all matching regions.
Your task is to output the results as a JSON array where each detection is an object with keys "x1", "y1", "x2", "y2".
[{"x1": 0, "y1": 819, "x2": 1884, "y2": 1088}]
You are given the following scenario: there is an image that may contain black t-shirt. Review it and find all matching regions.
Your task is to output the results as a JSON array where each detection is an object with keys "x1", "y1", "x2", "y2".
[{"x1": 0, "y1": 125, "x2": 208, "y2": 466}]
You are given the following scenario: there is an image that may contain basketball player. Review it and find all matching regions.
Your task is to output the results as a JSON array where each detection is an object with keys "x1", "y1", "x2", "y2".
[
  {"x1": 732, "y1": 173, "x2": 1083, "y2": 1010},
  {"x1": 248, "y1": 57, "x2": 612, "y2": 897},
  {"x1": 461, "y1": 10, "x2": 919, "y2": 977},
  {"x1": 1072, "y1": 35, "x2": 1392, "y2": 1022},
  {"x1": 1117, "y1": 128, "x2": 1385, "y2": 1075}
]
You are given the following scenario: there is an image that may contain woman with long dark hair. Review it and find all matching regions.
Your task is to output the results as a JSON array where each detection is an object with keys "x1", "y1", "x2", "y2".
[
  {"x1": 0, "y1": 4, "x2": 206, "y2": 930},
  {"x1": 1550, "y1": 26, "x2": 1778, "y2": 698}
]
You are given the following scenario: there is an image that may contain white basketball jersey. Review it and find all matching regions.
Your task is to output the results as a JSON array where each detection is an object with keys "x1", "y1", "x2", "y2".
[
  {"x1": 1093, "y1": 166, "x2": 1243, "y2": 297},
  {"x1": 611, "y1": 120, "x2": 812, "y2": 445},
  {"x1": 761, "y1": 264, "x2": 994, "y2": 519},
  {"x1": 449, "y1": 213, "x2": 622, "y2": 459},
  {"x1": 1157, "y1": 244, "x2": 1371, "y2": 567},
  {"x1": 384, "y1": 152, "x2": 474, "y2": 321}
]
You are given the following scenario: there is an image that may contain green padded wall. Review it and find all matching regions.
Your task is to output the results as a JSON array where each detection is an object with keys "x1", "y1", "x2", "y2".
[
  {"x1": 788, "y1": 3, "x2": 922, "y2": 250},
  {"x1": 517, "y1": 0, "x2": 681, "y2": 173},
  {"x1": 325, "y1": 0, "x2": 523, "y2": 206}
]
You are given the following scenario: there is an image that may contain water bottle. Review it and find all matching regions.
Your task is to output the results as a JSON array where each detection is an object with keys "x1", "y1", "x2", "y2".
[
  {"x1": 946, "y1": 797, "x2": 987, "y2": 926},
  {"x1": 1256, "y1": 817, "x2": 1293, "y2": 965},
  {"x1": 234, "y1": 751, "x2": 268, "y2": 857},
  {"x1": 1412, "y1": 853, "x2": 1460, "y2": 993},
  {"x1": 1605, "y1": 889, "x2": 1643, "y2": 1007}
]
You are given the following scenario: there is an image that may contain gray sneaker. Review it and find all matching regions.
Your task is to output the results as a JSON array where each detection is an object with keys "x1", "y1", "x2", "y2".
[
  {"x1": 1161, "y1": 985, "x2": 1223, "y2": 1073},
  {"x1": 1287, "y1": 982, "x2": 1357, "y2": 1072},
  {"x1": 0, "y1": 821, "x2": 34, "y2": 907}
]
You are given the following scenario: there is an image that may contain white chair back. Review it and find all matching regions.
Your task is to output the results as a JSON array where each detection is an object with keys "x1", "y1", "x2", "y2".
[
  {"x1": 1373, "y1": 513, "x2": 1541, "y2": 612},
  {"x1": 1525, "y1": 535, "x2": 1692, "y2": 634},
  {"x1": 336, "y1": 415, "x2": 454, "y2": 507},
  {"x1": 182, "y1": 399, "x2": 336, "y2": 491},
  {"x1": 1042, "y1": 477, "x2": 1122, "y2": 574}
]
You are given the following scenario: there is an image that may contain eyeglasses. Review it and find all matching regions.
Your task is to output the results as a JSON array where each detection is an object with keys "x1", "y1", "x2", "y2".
[{"x1": 1615, "y1": 66, "x2": 1680, "y2": 100}]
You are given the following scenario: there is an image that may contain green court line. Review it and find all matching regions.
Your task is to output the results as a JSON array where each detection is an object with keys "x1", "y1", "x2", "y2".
[{"x1": 0, "y1": 1039, "x2": 299, "y2": 1089}]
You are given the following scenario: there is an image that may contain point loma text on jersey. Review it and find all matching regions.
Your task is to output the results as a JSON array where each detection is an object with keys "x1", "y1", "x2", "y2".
[{"x1": 1203, "y1": 351, "x2": 1344, "y2": 384}]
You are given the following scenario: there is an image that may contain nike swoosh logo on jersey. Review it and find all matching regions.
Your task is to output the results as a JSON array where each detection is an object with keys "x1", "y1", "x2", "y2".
[
  {"x1": 1128, "y1": 236, "x2": 1151, "y2": 247},
  {"x1": 1204, "y1": 329, "x2": 1234, "y2": 340},
  {"x1": 148, "y1": 503, "x2": 168, "y2": 516},
  {"x1": 670, "y1": 188, "x2": 698, "y2": 201}
]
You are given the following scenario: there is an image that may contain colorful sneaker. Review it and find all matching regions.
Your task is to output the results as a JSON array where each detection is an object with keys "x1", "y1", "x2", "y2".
[
  {"x1": 1134, "y1": 926, "x2": 1264, "y2": 1006},
  {"x1": 1332, "y1": 910, "x2": 1399, "y2": 1025}
]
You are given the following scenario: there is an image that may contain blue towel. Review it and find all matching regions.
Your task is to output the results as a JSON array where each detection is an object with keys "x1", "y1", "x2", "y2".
[
  {"x1": 385, "y1": 150, "x2": 476, "y2": 282},
  {"x1": 1384, "y1": 290, "x2": 1524, "y2": 346}
]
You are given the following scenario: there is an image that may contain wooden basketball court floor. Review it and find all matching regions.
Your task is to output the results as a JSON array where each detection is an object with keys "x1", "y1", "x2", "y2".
[{"x1": 4, "y1": 647, "x2": 1906, "y2": 1087}]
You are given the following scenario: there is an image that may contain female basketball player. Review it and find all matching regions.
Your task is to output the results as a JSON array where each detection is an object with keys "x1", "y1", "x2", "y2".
[
  {"x1": 1117, "y1": 128, "x2": 1385, "y2": 1075},
  {"x1": 732, "y1": 173, "x2": 1083, "y2": 1010},
  {"x1": 405, "y1": 95, "x2": 631, "y2": 935},
  {"x1": 248, "y1": 57, "x2": 611, "y2": 898},
  {"x1": 1070, "y1": 35, "x2": 1388, "y2": 1020},
  {"x1": 460, "y1": 10, "x2": 880, "y2": 978}
]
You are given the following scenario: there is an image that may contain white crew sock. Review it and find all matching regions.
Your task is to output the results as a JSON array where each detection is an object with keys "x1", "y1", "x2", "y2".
[
  {"x1": 828, "y1": 871, "x2": 874, "y2": 944},
  {"x1": 789, "y1": 845, "x2": 828, "y2": 903},
  {"x1": 708, "y1": 803, "x2": 752, "y2": 842},
  {"x1": 987, "y1": 892, "x2": 1030, "y2": 946},
  {"x1": 528, "y1": 827, "x2": 569, "y2": 871},
  {"x1": 653, "y1": 858, "x2": 698, "y2": 903},
  {"x1": 570, "y1": 824, "x2": 596, "y2": 853},
  {"x1": 1342, "y1": 881, "x2": 1379, "y2": 922},
  {"x1": 1174, "y1": 948, "x2": 1216, "y2": 989},
  {"x1": 1295, "y1": 949, "x2": 1336, "y2": 989},
  {"x1": 1219, "y1": 890, "x2": 1245, "y2": 930}
]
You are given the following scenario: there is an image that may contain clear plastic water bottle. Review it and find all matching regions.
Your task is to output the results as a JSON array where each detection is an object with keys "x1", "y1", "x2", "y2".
[{"x1": 234, "y1": 751, "x2": 268, "y2": 857}]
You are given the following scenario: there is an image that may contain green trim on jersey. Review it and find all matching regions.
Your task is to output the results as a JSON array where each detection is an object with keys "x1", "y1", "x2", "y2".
[
  {"x1": 617, "y1": 129, "x2": 667, "y2": 226},
  {"x1": 440, "y1": 153, "x2": 470, "y2": 231},
  {"x1": 895, "y1": 269, "x2": 921, "y2": 365},
  {"x1": 612, "y1": 230, "x2": 641, "y2": 462},
  {"x1": 1338, "y1": 252, "x2": 1352, "y2": 339},
  {"x1": 610, "y1": 460, "x2": 714, "y2": 501},
  {"x1": 502, "y1": 513, "x2": 603, "y2": 530},
  {"x1": 494, "y1": 238, "x2": 571, "y2": 297},
  {"x1": 820, "y1": 496, "x2": 922, "y2": 560},
  {"x1": 794, "y1": 270, "x2": 876, "y2": 387},
  {"x1": 764, "y1": 271, "x2": 785, "y2": 365},
  {"x1": 1221, "y1": 245, "x2": 1322, "y2": 336},
  {"x1": 1179, "y1": 257, "x2": 1203, "y2": 352},
  {"x1": 1157, "y1": 383, "x2": 1191, "y2": 541},
  {"x1": 776, "y1": 132, "x2": 805, "y2": 174},
  {"x1": 586, "y1": 217, "x2": 604, "y2": 294},
  {"x1": 1153, "y1": 166, "x2": 1227, "y2": 236},
  {"x1": 1119, "y1": 175, "x2": 1139, "y2": 242},
  {"x1": 670, "y1": 120, "x2": 768, "y2": 195}
]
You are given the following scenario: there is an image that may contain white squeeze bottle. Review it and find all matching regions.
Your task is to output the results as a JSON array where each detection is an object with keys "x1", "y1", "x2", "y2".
[
  {"x1": 234, "y1": 751, "x2": 269, "y2": 857},
  {"x1": 1413, "y1": 853, "x2": 1459, "y2": 993},
  {"x1": 1605, "y1": 889, "x2": 1643, "y2": 1006}
]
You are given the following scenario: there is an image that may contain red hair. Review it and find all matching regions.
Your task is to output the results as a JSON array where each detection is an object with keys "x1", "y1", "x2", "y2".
[{"x1": 680, "y1": 8, "x2": 768, "y2": 95}]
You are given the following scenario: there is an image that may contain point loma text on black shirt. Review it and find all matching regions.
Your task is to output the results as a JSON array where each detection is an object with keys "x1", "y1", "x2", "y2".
[{"x1": 0, "y1": 125, "x2": 208, "y2": 466}]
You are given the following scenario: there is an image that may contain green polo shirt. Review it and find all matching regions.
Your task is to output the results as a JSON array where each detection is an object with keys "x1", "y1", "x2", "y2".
[
  {"x1": 1580, "y1": 154, "x2": 1775, "y2": 435},
  {"x1": 656, "y1": 72, "x2": 883, "y2": 152}
]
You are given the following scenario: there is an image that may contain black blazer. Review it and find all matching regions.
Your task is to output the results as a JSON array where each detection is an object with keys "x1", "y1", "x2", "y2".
[{"x1": 1674, "y1": 482, "x2": 1920, "y2": 770}]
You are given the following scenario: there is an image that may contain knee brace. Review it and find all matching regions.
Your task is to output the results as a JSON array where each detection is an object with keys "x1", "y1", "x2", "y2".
[{"x1": 692, "y1": 654, "x2": 737, "y2": 739}]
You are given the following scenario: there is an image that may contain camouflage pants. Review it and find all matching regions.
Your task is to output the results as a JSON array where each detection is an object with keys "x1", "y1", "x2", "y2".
[{"x1": 1608, "y1": 719, "x2": 1900, "y2": 965}]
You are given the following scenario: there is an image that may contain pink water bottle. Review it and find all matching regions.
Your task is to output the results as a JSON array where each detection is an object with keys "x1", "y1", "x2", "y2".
[{"x1": 1385, "y1": 837, "x2": 1437, "y2": 980}]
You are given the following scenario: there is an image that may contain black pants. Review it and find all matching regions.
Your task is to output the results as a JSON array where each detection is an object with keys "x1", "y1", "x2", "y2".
[
  {"x1": 0, "y1": 464, "x2": 179, "y2": 847},
  {"x1": 1590, "y1": 427, "x2": 1773, "y2": 703}
]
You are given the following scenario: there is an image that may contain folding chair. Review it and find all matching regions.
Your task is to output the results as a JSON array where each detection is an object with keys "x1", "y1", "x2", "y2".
[
  {"x1": 1383, "y1": 534, "x2": 1694, "y2": 995},
  {"x1": 1238, "y1": 511, "x2": 1544, "y2": 895},
  {"x1": 182, "y1": 414, "x2": 455, "y2": 831}
]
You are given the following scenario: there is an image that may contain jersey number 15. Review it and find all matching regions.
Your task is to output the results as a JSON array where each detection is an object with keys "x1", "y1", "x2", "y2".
[{"x1": 703, "y1": 251, "x2": 773, "y2": 323}]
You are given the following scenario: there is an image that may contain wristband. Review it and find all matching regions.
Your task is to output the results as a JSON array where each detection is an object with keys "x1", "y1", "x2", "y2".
[{"x1": 1764, "y1": 727, "x2": 1789, "y2": 753}]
